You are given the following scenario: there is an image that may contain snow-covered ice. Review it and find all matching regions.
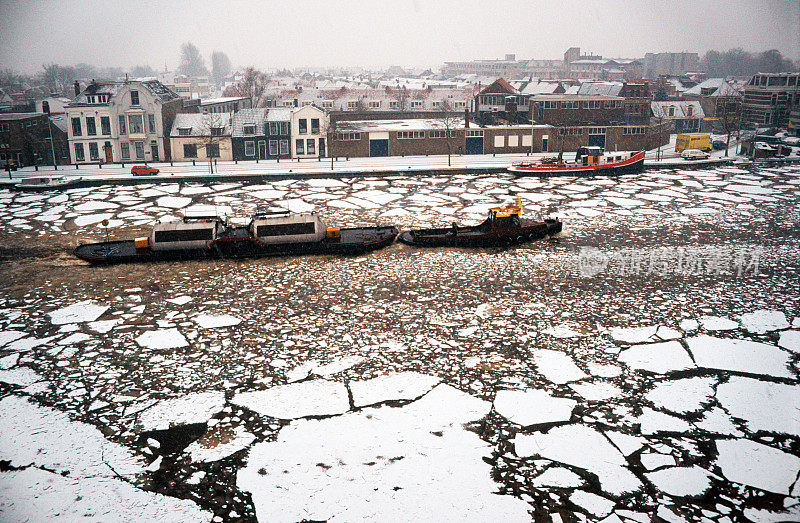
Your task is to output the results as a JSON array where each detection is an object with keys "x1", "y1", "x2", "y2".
[
  {"x1": 47, "y1": 300, "x2": 108, "y2": 325},
  {"x1": 645, "y1": 466, "x2": 712, "y2": 497},
  {"x1": 645, "y1": 377, "x2": 716, "y2": 414},
  {"x1": 715, "y1": 438, "x2": 800, "y2": 495},
  {"x1": 493, "y1": 388, "x2": 576, "y2": 426},
  {"x1": 193, "y1": 314, "x2": 242, "y2": 329},
  {"x1": 686, "y1": 335, "x2": 794, "y2": 378},
  {"x1": 350, "y1": 372, "x2": 440, "y2": 407},
  {"x1": 136, "y1": 391, "x2": 226, "y2": 431},
  {"x1": 739, "y1": 310, "x2": 789, "y2": 333},
  {"x1": 232, "y1": 379, "x2": 350, "y2": 419},
  {"x1": 618, "y1": 341, "x2": 694, "y2": 373},
  {"x1": 135, "y1": 328, "x2": 189, "y2": 350},
  {"x1": 531, "y1": 349, "x2": 588, "y2": 384},
  {"x1": 184, "y1": 425, "x2": 256, "y2": 463},
  {"x1": 716, "y1": 376, "x2": 800, "y2": 436}
]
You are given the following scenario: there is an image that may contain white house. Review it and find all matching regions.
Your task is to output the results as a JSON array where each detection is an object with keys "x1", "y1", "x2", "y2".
[
  {"x1": 64, "y1": 80, "x2": 182, "y2": 164},
  {"x1": 290, "y1": 105, "x2": 328, "y2": 158}
]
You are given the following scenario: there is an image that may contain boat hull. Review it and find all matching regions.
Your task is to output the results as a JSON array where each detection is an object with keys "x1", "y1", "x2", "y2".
[
  {"x1": 73, "y1": 226, "x2": 398, "y2": 264},
  {"x1": 398, "y1": 219, "x2": 561, "y2": 248},
  {"x1": 509, "y1": 151, "x2": 645, "y2": 176}
]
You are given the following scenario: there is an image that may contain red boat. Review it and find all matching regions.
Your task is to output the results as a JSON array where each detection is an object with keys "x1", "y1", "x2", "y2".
[{"x1": 509, "y1": 147, "x2": 645, "y2": 175}]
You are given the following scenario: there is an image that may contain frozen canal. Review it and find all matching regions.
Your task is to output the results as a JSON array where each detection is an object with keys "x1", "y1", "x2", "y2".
[{"x1": 1, "y1": 165, "x2": 799, "y2": 522}]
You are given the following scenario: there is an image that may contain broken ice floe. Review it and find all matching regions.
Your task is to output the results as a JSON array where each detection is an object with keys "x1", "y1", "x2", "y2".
[
  {"x1": 514, "y1": 424, "x2": 642, "y2": 496},
  {"x1": 715, "y1": 438, "x2": 800, "y2": 495},
  {"x1": 617, "y1": 341, "x2": 694, "y2": 374},
  {"x1": 184, "y1": 425, "x2": 256, "y2": 463},
  {"x1": 716, "y1": 376, "x2": 800, "y2": 436},
  {"x1": 350, "y1": 372, "x2": 440, "y2": 407},
  {"x1": 686, "y1": 335, "x2": 794, "y2": 379},
  {"x1": 739, "y1": 309, "x2": 789, "y2": 334},
  {"x1": 135, "y1": 328, "x2": 189, "y2": 350},
  {"x1": 237, "y1": 384, "x2": 531, "y2": 522},
  {"x1": 232, "y1": 379, "x2": 350, "y2": 419},
  {"x1": 47, "y1": 300, "x2": 108, "y2": 325},
  {"x1": 136, "y1": 391, "x2": 226, "y2": 431},
  {"x1": 193, "y1": 314, "x2": 242, "y2": 329},
  {"x1": 493, "y1": 388, "x2": 576, "y2": 426},
  {"x1": 608, "y1": 325, "x2": 681, "y2": 344},
  {"x1": 531, "y1": 349, "x2": 587, "y2": 384},
  {"x1": 644, "y1": 377, "x2": 716, "y2": 414},
  {"x1": 644, "y1": 466, "x2": 712, "y2": 497}
]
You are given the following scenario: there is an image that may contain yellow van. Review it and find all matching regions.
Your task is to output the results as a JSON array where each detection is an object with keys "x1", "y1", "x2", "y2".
[{"x1": 675, "y1": 133, "x2": 712, "y2": 153}]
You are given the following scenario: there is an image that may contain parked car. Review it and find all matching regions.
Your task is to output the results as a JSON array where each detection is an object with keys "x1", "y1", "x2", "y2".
[
  {"x1": 712, "y1": 140, "x2": 727, "y2": 150},
  {"x1": 131, "y1": 165, "x2": 159, "y2": 176},
  {"x1": 681, "y1": 149, "x2": 710, "y2": 160}
]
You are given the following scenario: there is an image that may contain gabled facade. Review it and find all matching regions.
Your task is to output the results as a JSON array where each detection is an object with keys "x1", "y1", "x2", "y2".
[
  {"x1": 290, "y1": 105, "x2": 328, "y2": 158},
  {"x1": 231, "y1": 108, "x2": 291, "y2": 161},
  {"x1": 651, "y1": 101, "x2": 705, "y2": 133},
  {"x1": 169, "y1": 112, "x2": 233, "y2": 162},
  {"x1": 65, "y1": 80, "x2": 182, "y2": 163}
]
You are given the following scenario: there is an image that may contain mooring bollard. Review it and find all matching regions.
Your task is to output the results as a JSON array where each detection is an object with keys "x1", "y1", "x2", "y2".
[
  {"x1": 192, "y1": 160, "x2": 196, "y2": 166},
  {"x1": 76, "y1": 164, "x2": 79, "y2": 169},
  {"x1": 35, "y1": 165, "x2": 38, "y2": 171}
]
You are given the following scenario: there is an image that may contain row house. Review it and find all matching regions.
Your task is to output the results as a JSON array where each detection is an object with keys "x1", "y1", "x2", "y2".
[
  {"x1": 474, "y1": 78, "x2": 531, "y2": 124},
  {"x1": 0, "y1": 112, "x2": 69, "y2": 167},
  {"x1": 651, "y1": 101, "x2": 705, "y2": 133},
  {"x1": 264, "y1": 86, "x2": 474, "y2": 114},
  {"x1": 170, "y1": 105, "x2": 330, "y2": 162},
  {"x1": 169, "y1": 113, "x2": 234, "y2": 162},
  {"x1": 200, "y1": 97, "x2": 251, "y2": 114},
  {"x1": 65, "y1": 80, "x2": 182, "y2": 164},
  {"x1": 741, "y1": 72, "x2": 800, "y2": 127},
  {"x1": 231, "y1": 108, "x2": 291, "y2": 160}
]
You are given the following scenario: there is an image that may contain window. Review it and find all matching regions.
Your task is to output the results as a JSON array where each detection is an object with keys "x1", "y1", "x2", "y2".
[
  {"x1": 0, "y1": 123, "x2": 8, "y2": 132},
  {"x1": 686, "y1": 105, "x2": 693, "y2": 116},
  {"x1": 148, "y1": 114, "x2": 156, "y2": 134},
  {"x1": 466, "y1": 130, "x2": 484, "y2": 137},
  {"x1": 302, "y1": 101, "x2": 312, "y2": 107},
  {"x1": 118, "y1": 115, "x2": 126, "y2": 135},
  {"x1": 368, "y1": 101, "x2": 381, "y2": 109},
  {"x1": 280, "y1": 122, "x2": 289, "y2": 134},
  {"x1": 299, "y1": 119, "x2": 307, "y2": 134},
  {"x1": 269, "y1": 122, "x2": 279, "y2": 135},
  {"x1": 494, "y1": 135, "x2": 505, "y2": 147},
  {"x1": 86, "y1": 117, "x2": 96, "y2": 136},
  {"x1": 588, "y1": 127, "x2": 605, "y2": 135},
  {"x1": 210, "y1": 127, "x2": 223, "y2": 137},
  {"x1": 134, "y1": 141, "x2": 144, "y2": 160},
  {"x1": 623, "y1": 127, "x2": 645, "y2": 135},
  {"x1": 542, "y1": 101, "x2": 558, "y2": 109},
  {"x1": 347, "y1": 101, "x2": 358, "y2": 109},
  {"x1": 71, "y1": 118, "x2": 82, "y2": 136},
  {"x1": 668, "y1": 107, "x2": 675, "y2": 117},
  {"x1": 337, "y1": 132, "x2": 361, "y2": 141},
  {"x1": 321, "y1": 100, "x2": 333, "y2": 109},
  {"x1": 311, "y1": 118, "x2": 320, "y2": 134},
  {"x1": 206, "y1": 143, "x2": 220, "y2": 157},
  {"x1": 454, "y1": 101, "x2": 466, "y2": 110},
  {"x1": 279, "y1": 140, "x2": 288, "y2": 155},
  {"x1": 87, "y1": 96, "x2": 95, "y2": 104},
  {"x1": 410, "y1": 101, "x2": 423, "y2": 109},
  {"x1": 582, "y1": 100, "x2": 601, "y2": 109},
  {"x1": 295, "y1": 139, "x2": 304, "y2": 154},
  {"x1": 243, "y1": 125, "x2": 256, "y2": 135},
  {"x1": 100, "y1": 116, "x2": 110, "y2": 135},
  {"x1": 306, "y1": 139, "x2": 315, "y2": 155},
  {"x1": 74, "y1": 143, "x2": 85, "y2": 161},
  {"x1": 88, "y1": 142, "x2": 99, "y2": 160},
  {"x1": 269, "y1": 140, "x2": 278, "y2": 155},
  {"x1": 129, "y1": 114, "x2": 143, "y2": 134},
  {"x1": 245, "y1": 140, "x2": 255, "y2": 156},
  {"x1": 183, "y1": 144, "x2": 197, "y2": 157},
  {"x1": 121, "y1": 142, "x2": 130, "y2": 159},
  {"x1": 389, "y1": 101, "x2": 399, "y2": 110},
  {"x1": 130, "y1": 90, "x2": 140, "y2": 106},
  {"x1": 178, "y1": 128, "x2": 191, "y2": 136},
  {"x1": 558, "y1": 128, "x2": 580, "y2": 136},
  {"x1": 397, "y1": 131, "x2": 424, "y2": 139},
  {"x1": 429, "y1": 130, "x2": 456, "y2": 138}
]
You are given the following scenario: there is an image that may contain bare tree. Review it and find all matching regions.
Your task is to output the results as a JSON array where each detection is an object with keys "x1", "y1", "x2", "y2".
[
  {"x1": 716, "y1": 97, "x2": 743, "y2": 157},
  {"x1": 435, "y1": 99, "x2": 462, "y2": 166},
  {"x1": 193, "y1": 113, "x2": 226, "y2": 174},
  {"x1": 392, "y1": 86, "x2": 409, "y2": 111},
  {"x1": 238, "y1": 67, "x2": 267, "y2": 108},
  {"x1": 322, "y1": 117, "x2": 340, "y2": 170}
]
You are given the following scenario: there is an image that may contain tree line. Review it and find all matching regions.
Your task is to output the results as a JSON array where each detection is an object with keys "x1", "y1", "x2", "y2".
[{"x1": 701, "y1": 48, "x2": 798, "y2": 77}]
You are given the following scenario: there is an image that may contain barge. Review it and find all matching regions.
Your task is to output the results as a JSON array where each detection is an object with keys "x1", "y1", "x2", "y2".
[
  {"x1": 509, "y1": 147, "x2": 645, "y2": 175},
  {"x1": 398, "y1": 198, "x2": 561, "y2": 248},
  {"x1": 74, "y1": 211, "x2": 398, "y2": 264}
]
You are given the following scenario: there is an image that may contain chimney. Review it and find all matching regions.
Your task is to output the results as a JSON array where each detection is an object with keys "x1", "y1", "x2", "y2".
[
  {"x1": 464, "y1": 108, "x2": 470, "y2": 128},
  {"x1": 74, "y1": 81, "x2": 80, "y2": 97}
]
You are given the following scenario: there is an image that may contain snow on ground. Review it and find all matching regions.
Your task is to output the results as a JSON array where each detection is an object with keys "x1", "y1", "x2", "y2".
[
  {"x1": 350, "y1": 371, "x2": 440, "y2": 407},
  {"x1": 238, "y1": 385, "x2": 531, "y2": 522},
  {"x1": 135, "y1": 391, "x2": 226, "y2": 431},
  {"x1": 231, "y1": 379, "x2": 350, "y2": 419},
  {"x1": 0, "y1": 468, "x2": 213, "y2": 522},
  {"x1": 493, "y1": 388, "x2": 576, "y2": 426}
]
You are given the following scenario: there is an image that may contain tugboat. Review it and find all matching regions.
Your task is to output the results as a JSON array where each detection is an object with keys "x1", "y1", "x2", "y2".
[
  {"x1": 15, "y1": 175, "x2": 83, "y2": 191},
  {"x1": 509, "y1": 147, "x2": 645, "y2": 175},
  {"x1": 73, "y1": 211, "x2": 398, "y2": 264},
  {"x1": 398, "y1": 198, "x2": 561, "y2": 248}
]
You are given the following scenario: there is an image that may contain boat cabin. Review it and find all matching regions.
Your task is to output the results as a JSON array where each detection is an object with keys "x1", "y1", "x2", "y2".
[
  {"x1": 150, "y1": 217, "x2": 221, "y2": 251},
  {"x1": 485, "y1": 199, "x2": 524, "y2": 228},
  {"x1": 250, "y1": 212, "x2": 326, "y2": 245}
]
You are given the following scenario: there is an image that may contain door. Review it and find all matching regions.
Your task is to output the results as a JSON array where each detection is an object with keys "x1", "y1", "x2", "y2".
[
  {"x1": 465, "y1": 136, "x2": 483, "y2": 154},
  {"x1": 104, "y1": 142, "x2": 113, "y2": 163},
  {"x1": 151, "y1": 144, "x2": 159, "y2": 161},
  {"x1": 318, "y1": 138, "x2": 325, "y2": 158},
  {"x1": 542, "y1": 137, "x2": 548, "y2": 152},
  {"x1": 369, "y1": 139, "x2": 388, "y2": 157},
  {"x1": 258, "y1": 140, "x2": 266, "y2": 159},
  {"x1": 588, "y1": 133, "x2": 605, "y2": 148}
]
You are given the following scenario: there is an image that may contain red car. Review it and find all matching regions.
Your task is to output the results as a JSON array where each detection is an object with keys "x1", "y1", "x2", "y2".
[{"x1": 131, "y1": 165, "x2": 159, "y2": 176}]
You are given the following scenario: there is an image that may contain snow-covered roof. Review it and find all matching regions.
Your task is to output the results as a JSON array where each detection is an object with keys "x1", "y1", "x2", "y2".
[
  {"x1": 201, "y1": 96, "x2": 247, "y2": 106},
  {"x1": 651, "y1": 101, "x2": 705, "y2": 119},
  {"x1": 577, "y1": 82, "x2": 623, "y2": 97},
  {"x1": 67, "y1": 80, "x2": 179, "y2": 107},
  {"x1": 170, "y1": 113, "x2": 232, "y2": 137},
  {"x1": 519, "y1": 81, "x2": 564, "y2": 95},
  {"x1": 0, "y1": 112, "x2": 47, "y2": 121},
  {"x1": 266, "y1": 108, "x2": 292, "y2": 121},
  {"x1": 683, "y1": 78, "x2": 742, "y2": 97},
  {"x1": 232, "y1": 108, "x2": 268, "y2": 137},
  {"x1": 336, "y1": 118, "x2": 468, "y2": 132}
]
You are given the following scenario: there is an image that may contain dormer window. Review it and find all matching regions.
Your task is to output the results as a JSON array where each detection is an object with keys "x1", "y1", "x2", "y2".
[
  {"x1": 686, "y1": 105, "x2": 693, "y2": 116},
  {"x1": 243, "y1": 125, "x2": 256, "y2": 135},
  {"x1": 130, "y1": 90, "x2": 140, "y2": 106},
  {"x1": 210, "y1": 127, "x2": 223, "y2": 137},
  {"x1": 87, "y1": 96, "x2": 95, "y2": 103},
  {"x1": 178, "y1": 128, "x2": 191, "y2": 136}
]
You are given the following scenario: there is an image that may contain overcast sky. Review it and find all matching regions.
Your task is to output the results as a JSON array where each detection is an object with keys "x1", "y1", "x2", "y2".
[{"x1": 1, "y1": 0, "x2": 798, "y2": 74}]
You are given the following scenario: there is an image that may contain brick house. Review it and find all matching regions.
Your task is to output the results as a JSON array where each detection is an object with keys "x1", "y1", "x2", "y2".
[
  {"x1": 741, "y1": 72, "x2": 800, "y2": 127},
  {"x1": 0, "y1": 112, "x2": 69, "y2": 167}
]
